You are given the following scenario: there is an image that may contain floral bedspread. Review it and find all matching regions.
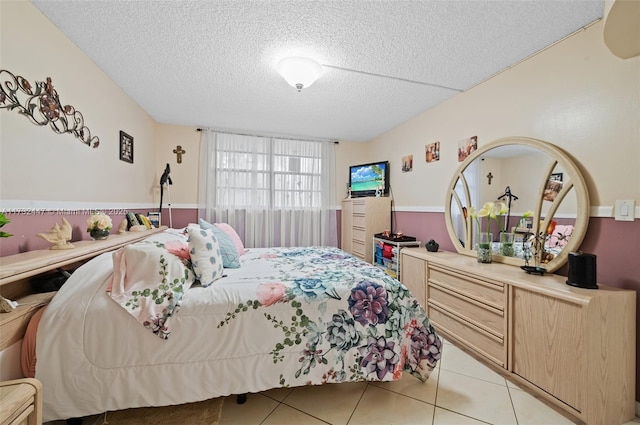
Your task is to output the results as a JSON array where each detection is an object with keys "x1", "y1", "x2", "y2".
[
  {"x1": 37, "y1": 241, "x2": 443, "y2": 421},
  {"x1": 217, "y1": 246, "x2": 442, "y2": 384},
  {"x1": 107, "y1": 238, "x2": 442, "y2": 383}
]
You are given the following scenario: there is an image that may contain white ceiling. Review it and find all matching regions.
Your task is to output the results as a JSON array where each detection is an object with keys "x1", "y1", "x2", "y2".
[{"x1": 31, "y1": 0, "x2": 603, "y2": 142}]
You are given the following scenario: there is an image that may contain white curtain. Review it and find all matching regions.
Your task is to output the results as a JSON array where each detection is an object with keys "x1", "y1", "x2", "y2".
[{"x1": 198, "y1": 130, "x2": 337, "y2": 248}]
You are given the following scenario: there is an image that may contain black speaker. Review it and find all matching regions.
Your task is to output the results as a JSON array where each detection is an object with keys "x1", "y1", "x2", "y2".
[{"x1": 566, "y1": 252, "x2": 598, "y2": 289}]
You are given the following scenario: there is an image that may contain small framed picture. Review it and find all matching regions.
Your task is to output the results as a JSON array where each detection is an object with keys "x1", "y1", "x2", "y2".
[
  {"x1": 119, "y1": 131, "x2": 134, "y2": 163},
  {"x1": 148, "y1": 212, "x2": 160, "y2": 227},
  {"x1": 425, "y1": 141, "x2": 440, "y2": 163},
  {"x1": 550, "y1": 172, "x2": 563, "y2": 182},
  {"x1": 457, "y1": 136, "x2": 478, "y2": 162},
  {"x1": 543, "y1": 178, "x2": 563, "y2": 202},
  {"x1": 401, "y1": 155, "x2": 413, "y2": 172}
]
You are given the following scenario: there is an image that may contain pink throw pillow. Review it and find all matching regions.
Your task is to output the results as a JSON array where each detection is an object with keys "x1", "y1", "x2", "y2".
[{"x1": 214, "y1": 223, "x2": 246, "y2": 255}]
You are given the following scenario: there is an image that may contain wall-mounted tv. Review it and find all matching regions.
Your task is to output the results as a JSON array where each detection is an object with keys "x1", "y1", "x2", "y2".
[{"x1": 349, "y1": 161, "x2": 389, "y2": 197}]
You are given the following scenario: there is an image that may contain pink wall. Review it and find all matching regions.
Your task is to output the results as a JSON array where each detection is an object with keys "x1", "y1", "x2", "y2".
[
  {"x1": 4, "y1": 208, "x2": 635, "y2": 291},
  {"x1": 0, "y1": 209, "x2": 198, "y2": 256},
  {"x1": 2, "y1": 208, "x2": 638, "y2": 401}
]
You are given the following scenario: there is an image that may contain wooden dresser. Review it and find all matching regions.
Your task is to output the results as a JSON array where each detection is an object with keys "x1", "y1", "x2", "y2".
[
  {"x1": 341, "y1": 197, "x2": 390, "y2": 263},
  {"x1": 401, "y1": 248, "x2": 636, "y2": 425},
  {"x1": 0, "y1": 378, "x2": 42, "y2": 425}
]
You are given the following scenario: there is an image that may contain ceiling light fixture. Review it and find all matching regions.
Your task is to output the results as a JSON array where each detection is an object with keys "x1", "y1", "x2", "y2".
[{"x1": 277, "y1": 57, "x2": 323, "y2": 92}]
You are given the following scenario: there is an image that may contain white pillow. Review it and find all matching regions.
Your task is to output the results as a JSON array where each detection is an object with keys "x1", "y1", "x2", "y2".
[{"x1": 187, "y1": 227, "x2": 224, "y2": 287}]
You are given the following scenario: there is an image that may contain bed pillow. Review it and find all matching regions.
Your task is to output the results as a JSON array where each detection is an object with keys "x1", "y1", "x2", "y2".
[
  {"x1": 197, "y1": 219, "x2": 240, "y2": 268},
  {"x1": 109, "y1": 240, "x2": 194, "y2": 339},
  {"x1": 199, "y1": 219, "x2": 246, "y2": 256},
  {"x1": 188, "y1": 227, "x2": 224, "y2": 287}
]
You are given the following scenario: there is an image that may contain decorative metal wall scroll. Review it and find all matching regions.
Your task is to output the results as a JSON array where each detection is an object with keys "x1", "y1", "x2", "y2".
[{"x1": 0, "y1": 69, "x2": 100, "y2": 148}]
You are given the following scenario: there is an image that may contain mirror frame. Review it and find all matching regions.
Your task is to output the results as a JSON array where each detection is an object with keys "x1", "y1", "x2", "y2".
[{"x1": 444, "y1": 136, "x2": 590, "y2": 273}]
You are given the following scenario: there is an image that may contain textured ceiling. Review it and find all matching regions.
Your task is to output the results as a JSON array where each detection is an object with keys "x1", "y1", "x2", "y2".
[{"x1": 31, "y1": 0, "x2": 603, "y2": 142}]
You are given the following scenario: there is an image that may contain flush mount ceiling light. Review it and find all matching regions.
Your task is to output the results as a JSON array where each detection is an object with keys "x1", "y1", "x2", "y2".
[{"x1": 277, "y1": 57, "x2": 323, "y2": 92}]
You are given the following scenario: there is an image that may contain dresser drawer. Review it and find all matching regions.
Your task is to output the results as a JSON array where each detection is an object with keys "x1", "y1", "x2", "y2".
[
  {"x1": 9, "y1": 402, "x2": 34, "y2": 425},
  {"x1": 429, "y1": 265, "x2": 504, "y2": 310},
  {"x1": 428, "y1": 303, "x2": 505, "y2": 367},
  {"x1": 352, "y1": 227, "x2": 366, "y2": 243},
  {"x1": 429, "y1": 284, "x2": 504, "y2": 337},
  {"x1": 352, "y1": 214, "x2": 366, "y2": 229},
  {"x1": 352, "y1": 200, "x2": 366, "y2": 214},
  {"x1": 0, "y1": 379, "x2": 41, "y2": 425},
  {"x1": 352, "y1": 240, "x2": 365, "y2": 259}
]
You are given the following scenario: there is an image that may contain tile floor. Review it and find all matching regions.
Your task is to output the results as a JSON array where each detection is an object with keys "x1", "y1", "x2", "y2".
[
  {"x1": 218, "y1": 338, "x2": 640, "y2": 425},
  {"x1": 46, "y1": 337, "x2": 640, "y2": 425}
]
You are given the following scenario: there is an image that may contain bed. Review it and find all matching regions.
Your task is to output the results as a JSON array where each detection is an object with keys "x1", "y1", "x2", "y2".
[{"x1": 33, "y1": 226, "x2": 442, "y2": 422}]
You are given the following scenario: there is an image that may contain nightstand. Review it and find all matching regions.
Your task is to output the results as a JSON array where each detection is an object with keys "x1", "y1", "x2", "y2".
[{"x1": 0, "y1": 378, "x2": 42, "y2": 425}]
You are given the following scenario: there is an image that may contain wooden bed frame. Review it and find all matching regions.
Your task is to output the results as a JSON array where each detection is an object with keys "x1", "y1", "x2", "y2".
[{"x1": 0, "y1": 227, "x2": 167, "y2": 352}]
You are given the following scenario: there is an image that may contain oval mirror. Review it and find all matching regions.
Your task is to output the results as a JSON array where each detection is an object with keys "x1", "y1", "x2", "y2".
[{"x1": 445, "y1": 137, "x2": 590, "y2": 273}]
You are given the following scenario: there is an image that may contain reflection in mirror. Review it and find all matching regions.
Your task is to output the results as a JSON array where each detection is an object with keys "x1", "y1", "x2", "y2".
[{"x1": 445, "y1": 137, "x2": 589, "y2": 273}]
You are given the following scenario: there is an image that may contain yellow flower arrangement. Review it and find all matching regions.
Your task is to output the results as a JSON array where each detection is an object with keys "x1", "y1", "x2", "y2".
[{"x1": 468, "y1": 201, "x2": 508, "y2": 240}]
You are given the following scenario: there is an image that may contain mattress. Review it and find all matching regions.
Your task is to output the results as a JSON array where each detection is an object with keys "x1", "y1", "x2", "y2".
[{"x1": 35, "y1": 230, "x2": 441, "y2": 421}]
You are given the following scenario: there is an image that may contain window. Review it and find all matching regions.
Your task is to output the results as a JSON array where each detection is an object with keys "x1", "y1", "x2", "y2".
[
  {"x1": 199, "y1": 131, "x2": 337, "y2": 248},
  {"x1": 215, "y1": 134, "x2": 324, "y2": 209}
]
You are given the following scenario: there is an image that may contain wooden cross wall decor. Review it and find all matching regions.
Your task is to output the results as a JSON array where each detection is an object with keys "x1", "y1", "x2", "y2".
[
  {"x1": 487, "y1": 172, "x2": 493, "y2": 185},
  {"x1": 173, "y1": 145, "x2": 186, "y2": 164}
]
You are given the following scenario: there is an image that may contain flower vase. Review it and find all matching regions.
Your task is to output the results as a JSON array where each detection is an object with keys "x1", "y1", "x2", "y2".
[
  {"x1": 477, "y1": 232, "x2": 493, "y2": 263},
  {"x1": 500, "y1": 232, "x2": 515, "y2": 257},
  {"x1": 89, "y1": 228, "x2": 110, "y2": 240}
]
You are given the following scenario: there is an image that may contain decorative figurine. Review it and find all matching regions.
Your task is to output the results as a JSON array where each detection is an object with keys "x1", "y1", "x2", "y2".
[
  {"x1": 426, "y1": 239, "x2": 439, "y2": 252},
  {"x1": 522, "y1": 240, "x2": 532, "y2": 266},
  {"x1": 118, "y1": 219, "x2": 128, "y2": 234},
  {"x1": 37, "y1": 217, "x2": 75, "y2": 250}
]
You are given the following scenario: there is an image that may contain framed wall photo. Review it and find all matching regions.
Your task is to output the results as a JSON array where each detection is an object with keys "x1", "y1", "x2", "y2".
[
  {"x1": 425, "y1": 141, "x2": 440, "y2": 163},
  {"x1": 401, "y1": 154, "x2": 413, "y2": 172},
  {"x1": 119, "y1": 131, "x2": 134, "y2": 163},
  {"x1": 550, "y1": 172, "x2": 563, "y2": 182},
  {"x1": 543, "y1": 178, "x2": 563, "y2": 202},
  {"x1": 457, "y1": 135, "x2": 478, "y2": 162}
]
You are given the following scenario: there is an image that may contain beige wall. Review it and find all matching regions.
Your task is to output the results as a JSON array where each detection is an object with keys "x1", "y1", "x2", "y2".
[
  {"x1": 154, "y1": 124, "x2": 201, "y2": 208},
  {"x1": 337, "y1": 21, "x2": 640, "y2": 214},
  {"x1": 334, "y1": 141, "x2": 370, "y2": 200},
  {"x1": 3, "y1": 3, "x2": 637, "y2": 216},
  {"x1": 1, "y1": 0, "x2": 157, "y2": 209}
]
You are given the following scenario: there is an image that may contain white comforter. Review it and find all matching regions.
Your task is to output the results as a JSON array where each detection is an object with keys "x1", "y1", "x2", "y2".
[{"x1": 36, "y1": 231, "x2": 441, "y2": 421}]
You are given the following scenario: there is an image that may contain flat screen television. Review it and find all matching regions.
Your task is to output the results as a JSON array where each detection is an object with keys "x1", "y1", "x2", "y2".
[{"x1": 349, "y1": 161, "x2": 389, "y2": 197}]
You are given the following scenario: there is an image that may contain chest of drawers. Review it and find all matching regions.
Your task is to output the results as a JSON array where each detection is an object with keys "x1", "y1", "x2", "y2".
[
  {"x1": 400, "y1": 248, "x2": 636, "y2": 425},
  {"x1": 341, "y1": 197, "x2": 390, "y2": 263}
]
